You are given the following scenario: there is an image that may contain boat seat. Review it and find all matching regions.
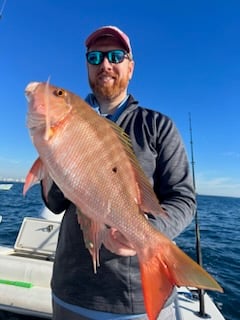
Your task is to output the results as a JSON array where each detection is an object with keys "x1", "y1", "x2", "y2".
[
  {"x1": 14, "y1": 217, "x2": 60, "y2": 260},
  {"x1": 0, "y1": 217, "x2": 61, "y2": 317}
]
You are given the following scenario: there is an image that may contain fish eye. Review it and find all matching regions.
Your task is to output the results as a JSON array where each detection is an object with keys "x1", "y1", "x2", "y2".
[{"x1": 55, "y1": 88, "x2": 65, "y2": 97}]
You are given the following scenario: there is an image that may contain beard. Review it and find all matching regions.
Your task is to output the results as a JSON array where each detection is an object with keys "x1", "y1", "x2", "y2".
[{"x1": 89, "y1": 72, "x2": 129, "y2": 101}]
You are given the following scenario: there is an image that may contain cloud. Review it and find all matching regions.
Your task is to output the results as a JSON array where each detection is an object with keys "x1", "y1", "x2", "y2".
[{"x1": 196, "y1": 172, "x2": 240, "y2": 197}]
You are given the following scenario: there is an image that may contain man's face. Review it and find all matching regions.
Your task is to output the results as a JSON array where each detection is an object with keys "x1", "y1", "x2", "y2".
[{"x1": 86, "y1": 37, "x2": 134, "y2": 101}]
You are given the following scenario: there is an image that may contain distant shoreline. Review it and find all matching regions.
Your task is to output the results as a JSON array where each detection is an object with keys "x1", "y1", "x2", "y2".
[{"x1": 0, "y1": 180, "x2": 239, "y2": 199}]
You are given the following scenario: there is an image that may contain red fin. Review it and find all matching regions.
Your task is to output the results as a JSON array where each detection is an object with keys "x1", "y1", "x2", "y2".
[
  {"x1": 140, "y1": 257, "x2": 173, "y2": 320},
  {"x1": 23, "y1": 157, "x2": 45, "y2": 195},
  {"x1": 23, "y1": 157, "x2": 53, "y2": 200},
  {"x1": 77, "y1": 209, "x2": 105, "y2": 273},
  {"x1": 139, "y1": 236, "x2": 223, "y2": 320},
  {"x1": 163, "y1": 241, "x2": 224, "y2": 292}
]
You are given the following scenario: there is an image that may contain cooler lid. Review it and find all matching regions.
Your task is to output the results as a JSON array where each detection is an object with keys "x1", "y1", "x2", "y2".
[{"x1": 14, "y1": 217, "x2": 60, "y2": 256}]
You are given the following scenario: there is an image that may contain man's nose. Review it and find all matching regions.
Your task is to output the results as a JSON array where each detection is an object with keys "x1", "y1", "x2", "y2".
[{"x1": 100, "y1": 56, "x2": 113, "y2": 69}]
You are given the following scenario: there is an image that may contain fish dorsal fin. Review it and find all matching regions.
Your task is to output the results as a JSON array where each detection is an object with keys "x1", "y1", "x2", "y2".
[{"x1": 106, "y1": 119, "x2": 165, "y2": 216}]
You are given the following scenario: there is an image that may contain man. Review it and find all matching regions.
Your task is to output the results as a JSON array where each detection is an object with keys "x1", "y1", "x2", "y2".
[{"x1": 42, "y1": 25, "x2": 196, "y2": 320}]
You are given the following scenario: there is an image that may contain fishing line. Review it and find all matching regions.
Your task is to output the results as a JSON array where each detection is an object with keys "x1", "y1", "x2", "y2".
[{"x1": 0, "y1": 0, "x2": 7, "y2": 19}]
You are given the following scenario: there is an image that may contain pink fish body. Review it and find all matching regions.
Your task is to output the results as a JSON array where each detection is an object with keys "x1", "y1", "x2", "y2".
[{"x1": 24, "y1": 82, "x2": 223, "y2": 320}]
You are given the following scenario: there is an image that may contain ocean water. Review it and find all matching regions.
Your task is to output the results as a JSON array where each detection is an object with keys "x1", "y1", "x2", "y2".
[{"x1": 0, "y1": 182, "x2": 239, "y2": 320}]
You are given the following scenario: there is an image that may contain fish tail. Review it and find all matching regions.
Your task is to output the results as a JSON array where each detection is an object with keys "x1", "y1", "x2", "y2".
[{"x1": 139, "y1": 237, "x2": 223, "y2": 320}]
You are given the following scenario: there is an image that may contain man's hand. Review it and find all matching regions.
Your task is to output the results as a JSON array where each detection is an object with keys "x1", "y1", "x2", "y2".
[{"x1": 103, "y1": 227, "x2": 137, "y2": 256}]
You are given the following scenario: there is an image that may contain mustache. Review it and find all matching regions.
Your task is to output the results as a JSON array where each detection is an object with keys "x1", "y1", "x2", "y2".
[{"x1": 97, "y1": 71, "x2": 117, "y2": 78}]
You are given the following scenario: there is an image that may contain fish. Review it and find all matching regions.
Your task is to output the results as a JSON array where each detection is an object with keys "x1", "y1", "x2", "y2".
[{"x1": 23, "y1": 81, "x2": 223, "y2": 320}]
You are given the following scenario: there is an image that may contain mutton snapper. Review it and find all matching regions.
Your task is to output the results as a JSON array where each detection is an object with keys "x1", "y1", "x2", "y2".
[{"x1": 23, "y1": 82, "x2": 223, "y2": 320}]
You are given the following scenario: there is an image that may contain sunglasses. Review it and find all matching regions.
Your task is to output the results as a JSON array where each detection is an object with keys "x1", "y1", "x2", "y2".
[{"x1": 86, "y1": 50, "x2": 130, "y2": 65}]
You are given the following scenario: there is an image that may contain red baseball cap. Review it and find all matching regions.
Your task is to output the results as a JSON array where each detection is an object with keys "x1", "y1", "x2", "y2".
[{"x1": 85, "y1": 25, "x2": 132, "y2": 56}]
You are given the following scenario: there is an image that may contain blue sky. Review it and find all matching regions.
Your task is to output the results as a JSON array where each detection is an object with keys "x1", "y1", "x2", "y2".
[{"x1": 0, "y1": 0, "x2": 239, "y2": 197}]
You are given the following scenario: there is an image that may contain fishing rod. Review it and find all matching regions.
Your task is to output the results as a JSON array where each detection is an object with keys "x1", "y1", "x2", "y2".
[
  {"x1": 0, "y1": 0, "x2": 7, "y2": 19},
  {"x1": 188, "y1": 112, "x2": 206, "y2": 317}
]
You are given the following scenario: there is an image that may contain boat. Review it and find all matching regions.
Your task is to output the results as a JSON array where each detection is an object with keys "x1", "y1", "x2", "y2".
[
  {"x1": 0, "y1": 183, "x2": 13, "y2": 191},
  {"x1": 0, "y1": 209, "x2": 226, "y2": 320}
]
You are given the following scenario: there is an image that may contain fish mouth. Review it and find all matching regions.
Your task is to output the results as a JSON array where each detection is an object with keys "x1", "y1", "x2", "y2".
[
  {"x1": 25, "y1": 82, "x2": 40, "y2": 101},
  {"x1": 25, "y1": 82, "x2": 47, "y2": 130}
]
